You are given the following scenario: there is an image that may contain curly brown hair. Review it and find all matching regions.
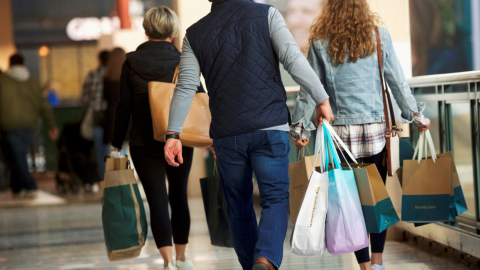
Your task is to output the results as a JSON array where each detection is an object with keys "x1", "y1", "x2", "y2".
[{"x1": 309, "y1": 0, "x2": 381, "y2": 64}]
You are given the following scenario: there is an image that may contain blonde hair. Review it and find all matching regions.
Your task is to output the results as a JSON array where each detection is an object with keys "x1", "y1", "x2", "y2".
[{"x1": 143, "y1": 6, "x2": 179, "y2": 40}]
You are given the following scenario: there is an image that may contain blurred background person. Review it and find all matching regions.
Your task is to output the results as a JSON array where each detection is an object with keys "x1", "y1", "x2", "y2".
[
  {"x1": 81, "y1": 50, "x2": 110, "y2": 192},
  {"x1": 286, "y1": 0, "x2": 326, "y2": 57},
  {"x1": 111, "y1": 7, "x2": 197, "y2": 270},
  {"x1": 102, "y1": 47, "x2": 126, "y2": 149},
  {"x1": 0, "y1": 53, "x2": 58, "y2": 199}
]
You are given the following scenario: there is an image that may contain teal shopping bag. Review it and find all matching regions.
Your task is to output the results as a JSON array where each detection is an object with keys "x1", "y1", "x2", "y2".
[
  {"x1": 402, "y1": 131, "x2": 451, "y2": 223},
  {"x1": 323, "y1": 122, "x2": 369, "y2": 255},
  {"x1": 101, "y1": 157, "x2": 147, "y2": 261},
  {"x1": 342, "y1": 163, "x2": 399, "y2": 233}
]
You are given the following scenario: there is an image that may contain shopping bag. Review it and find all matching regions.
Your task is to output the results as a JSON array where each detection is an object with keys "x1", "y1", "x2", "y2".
[
  {"x1": 341, "y1": 163, "x2": 399, "y2": 234},
  {"x1": 149, "y1": 67, "x2": 212, "y2": 148},
  {"x1": 400, "y1": 137, "x2": 415, "y2": 167},
  {"x1": 413, "y1": 152, "x2": 468, "y2": 226},
  {"x1": 291, "y1": 126, "x2": 329, "y2": 256},
  {"x1": 289, "y1": 147, "x2": 321, "y2": 225},
  {"x1": 101, "y1": 157, "x2": 148, "y2": 261},
  {"x1": 402, "y1": 131, "x2": 451, "y2": 223},
  {"x1": 438, "y1": 152, "x2": 468, "y2": 219},
  {"x1": 200, "y1": 165, "x2": 233, "y2": 248},
  {"x1": 386, "y1": 167, "x2": 403, "y2": 220},
  {"x1": 323, "y1": 121, "x2": 369, "y2": 255}
]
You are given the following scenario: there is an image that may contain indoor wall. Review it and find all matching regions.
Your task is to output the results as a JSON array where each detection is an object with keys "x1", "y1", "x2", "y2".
[{"x1": 0, "y1": 0, "x2": 16, "y2": 71}]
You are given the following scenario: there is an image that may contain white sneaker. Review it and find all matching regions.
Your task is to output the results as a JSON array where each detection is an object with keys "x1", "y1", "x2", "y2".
[
  {"x1": 176, "y1": 260, "x2": 195, "y2": 270},
  {"x1": 372, "y1": 263, "x2": 386, "y2": 270},
  {"x1": 164, "y1": 263, "x2": 178, "y2": 270}
]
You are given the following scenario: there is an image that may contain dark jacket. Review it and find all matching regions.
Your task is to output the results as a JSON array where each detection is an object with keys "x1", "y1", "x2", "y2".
[
  {"x1": 0, "y1": 66, "x2": 56, "y2": 131},
  {"x1": 112, "y1": 41, "x2": 203, "y2": 149},
  {"x1": 102, "y1": 78, "x2": 120, "y2": 144},
  {"x1": 186, "y1": 0, "x2": 289, "y2": 139}
]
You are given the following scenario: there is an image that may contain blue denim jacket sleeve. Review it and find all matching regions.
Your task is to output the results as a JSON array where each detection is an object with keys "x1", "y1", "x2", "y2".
[
  {"x1": 382, "y1": 29, "x2": 419, "y2": 121},
  {"x1": 291, "y1": 44, "x2": 324, "y2": 130}
]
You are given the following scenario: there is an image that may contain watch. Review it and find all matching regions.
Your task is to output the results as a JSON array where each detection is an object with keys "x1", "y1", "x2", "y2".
[{"x1": 164, "y1": 133, "x2": 180, "y2": 141}]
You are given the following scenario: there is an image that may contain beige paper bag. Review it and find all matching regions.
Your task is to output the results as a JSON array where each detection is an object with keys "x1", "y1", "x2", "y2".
[{"x1": 289, "y1": 155, "x2": 321, "y2": 225}]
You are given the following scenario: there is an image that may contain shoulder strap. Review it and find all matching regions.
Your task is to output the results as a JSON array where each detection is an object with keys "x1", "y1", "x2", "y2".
[
  {"x1": 374, "y1": 26, "x2": 397, "y2": 131},
  {"x1": 172, "y1": 66, "x2": 179, "y2": 84}
]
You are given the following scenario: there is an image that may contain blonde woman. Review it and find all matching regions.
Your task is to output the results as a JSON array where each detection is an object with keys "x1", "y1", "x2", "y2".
[
  {"x1": 291, "y1": 0, "x2": 430, "y2": 270},
  {"x1": 111, "y1": 7, "x2": 201, "y2": 270}
]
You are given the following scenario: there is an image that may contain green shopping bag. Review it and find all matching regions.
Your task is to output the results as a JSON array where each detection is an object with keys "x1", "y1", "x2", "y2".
[{"x1": 101, "y1": 157, "x2": 147, "y2": 261}]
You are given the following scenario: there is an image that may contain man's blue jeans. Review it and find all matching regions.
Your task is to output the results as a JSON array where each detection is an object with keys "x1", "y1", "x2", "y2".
[
  {"x1": 0, "y1": 128, "x2": 37, "y2": 194},
  {"x1": 214, "y1": 130, "x2": 290, "y2": 270}
]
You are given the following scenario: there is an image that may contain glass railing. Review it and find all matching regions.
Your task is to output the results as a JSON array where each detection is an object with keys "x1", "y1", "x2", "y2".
[{"x1": 286, "y1": 71, "x2": 480, "y2": 232}]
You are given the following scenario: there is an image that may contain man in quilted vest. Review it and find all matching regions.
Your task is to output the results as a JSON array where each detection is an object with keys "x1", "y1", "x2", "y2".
[{"x1": 164, "y1": 0, "x2": 332, "y2": 269}]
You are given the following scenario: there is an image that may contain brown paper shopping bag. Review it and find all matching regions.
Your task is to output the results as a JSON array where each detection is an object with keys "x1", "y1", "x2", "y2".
[
  {"x1": 342, "y1": 163, "x2": 399, "y2": 233},
  {"x1": 289, "y1": 148, "x2": 320, "y2": 225},
  {"x1": 437, "y1": 152, "x2": 468, "y2": 219},
  {"x1": 402, "y1": 131, "x2": 451, "y2": 223},
  {"x1": 386, "y1": 167, "x2": 403, "y2": 220}
]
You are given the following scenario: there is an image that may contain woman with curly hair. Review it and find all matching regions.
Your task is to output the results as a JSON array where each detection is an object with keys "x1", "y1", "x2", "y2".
[{"x1": 291, "y1": 0, "x2": 430, "y2": 269}]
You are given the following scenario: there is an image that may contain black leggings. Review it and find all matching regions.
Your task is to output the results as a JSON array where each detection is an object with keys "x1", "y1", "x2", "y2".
[
  {"x1": 339, "y1": 148, "x2": 388, "y2": 264},
  {"x1": 130, "y1": 145, "x2": 194, "y2": 248}
]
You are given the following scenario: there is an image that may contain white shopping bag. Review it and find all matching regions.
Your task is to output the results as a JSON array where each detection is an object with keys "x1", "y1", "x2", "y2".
[{"x1": 291, "y1": 126, "x2": 329, "y2": 256}]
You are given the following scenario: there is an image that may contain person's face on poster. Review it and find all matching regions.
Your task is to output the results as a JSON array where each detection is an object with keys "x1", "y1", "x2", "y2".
[{"x1": 287, "y1": 0, "x2": 326, "y2": 56}]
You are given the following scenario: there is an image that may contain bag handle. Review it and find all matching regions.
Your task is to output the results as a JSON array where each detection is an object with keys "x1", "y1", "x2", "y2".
[
  {"x1": 324, "y1": 125, "x2": 342, "y2": 170},
  {"x1": 412, "y1": 130, "x2": 437, "y2": 163},
  {"x1": 323, "y1": 120, "x2": 357, "y2": 164},
  {"x1": 313, "y1": 125, "x2": 326, "y2": 174},
  {"x1": 297, "y1": 146, "x2": 312, "y2": 162},
  {"x1": 172, "y1": 66, "x2": 180, "y2": 84},
  {"x1": 375, "y1": 27, "x2": 398, "y2": 134}
]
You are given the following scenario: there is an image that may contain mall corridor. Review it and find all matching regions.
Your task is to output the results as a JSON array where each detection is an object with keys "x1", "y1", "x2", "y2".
[{"x1": 0, "y1": 198, "x2": 471, "y2": 270}]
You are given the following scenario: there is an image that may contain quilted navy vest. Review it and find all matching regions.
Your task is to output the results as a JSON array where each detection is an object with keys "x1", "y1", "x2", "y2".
[{"x1": 186, "y1": 0, "x2": 289, "y2": 139}]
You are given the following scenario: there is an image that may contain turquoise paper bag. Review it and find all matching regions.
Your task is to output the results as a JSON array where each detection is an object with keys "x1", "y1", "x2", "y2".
[{"x1": 323, "y1": 123, "x2": 369, "y2": 255}]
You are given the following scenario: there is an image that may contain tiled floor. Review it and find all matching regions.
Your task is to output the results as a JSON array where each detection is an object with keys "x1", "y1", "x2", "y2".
[{"x1": 0, "y1": 197, "x2": 471, "y2": 270}]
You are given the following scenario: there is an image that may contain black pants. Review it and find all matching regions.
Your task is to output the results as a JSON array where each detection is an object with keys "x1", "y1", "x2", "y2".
[
  {"x1": 130, "y1": 145, "x2": 194, "y2": 248},
  {"x1": 0, "y1": 129, "x2": 37, "y2": 194},
  {"x1": 340, "y1": 148, "x2": 388, "y2": 264}
]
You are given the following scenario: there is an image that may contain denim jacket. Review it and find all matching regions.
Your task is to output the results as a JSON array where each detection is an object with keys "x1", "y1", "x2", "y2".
[{"x1": 292, "y1": 26, "x2": 420, "y2": 130}]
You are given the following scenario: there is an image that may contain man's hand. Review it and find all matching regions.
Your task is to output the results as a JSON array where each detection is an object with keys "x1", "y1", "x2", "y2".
[
  {"x1": 208, "y1": 146, "x2": 216, "y2": 159},
  {"x1": 49, "y1": 128, "x2": 59, "y2": 140},
  {"x1": 417, "y1": 118, "x2": 431, "y2": 132},
  {"x1": 292, "y1": 138, "x2": 309, "y2": 149},
  {"x1": 164, "y1": 135, "x2": 183, "y2": 167},
  {"x1": 316, "y1": 99, "x2": 334, "y2": 126}
]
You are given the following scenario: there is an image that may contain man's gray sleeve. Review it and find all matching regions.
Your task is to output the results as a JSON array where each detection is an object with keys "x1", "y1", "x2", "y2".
[
  {"x1": 268, "y1": 7, "x2": 329, "y2": 105},
  {"x1": 167, "y1": 37, "x2": 202, "y2": 133}
]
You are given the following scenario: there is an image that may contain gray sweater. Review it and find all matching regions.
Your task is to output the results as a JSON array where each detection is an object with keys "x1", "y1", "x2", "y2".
[{"x1": 167, "y1": 7, "x2": 329, "y2": 134}]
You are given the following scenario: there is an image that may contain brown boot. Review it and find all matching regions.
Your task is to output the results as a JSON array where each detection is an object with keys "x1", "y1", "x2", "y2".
[{"x1": 251, "y1": 258, "x2": 275, "y2": 270}]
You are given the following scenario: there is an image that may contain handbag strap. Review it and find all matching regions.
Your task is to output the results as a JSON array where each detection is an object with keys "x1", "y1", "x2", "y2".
[
  {"x1": 172, "y1": 66, "x2": 180, "y2": 84},
  {"x1": 375, "y1": 27, "x2": 398, "y2": 134}
]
